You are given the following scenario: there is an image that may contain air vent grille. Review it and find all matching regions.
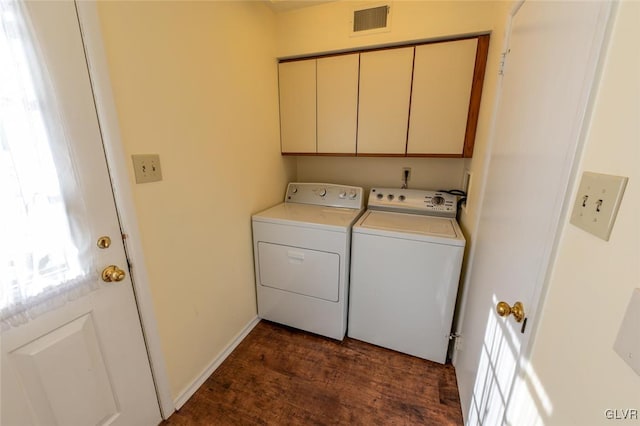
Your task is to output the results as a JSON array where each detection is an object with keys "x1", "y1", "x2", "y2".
[{"x1": 353, "y1": 5, "x2": 389, "y2": 32}]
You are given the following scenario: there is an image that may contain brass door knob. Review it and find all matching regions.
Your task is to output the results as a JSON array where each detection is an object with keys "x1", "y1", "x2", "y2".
[
  {"x1": 102, "y1": 265, "x2": 126, "y2": 283},
  {"x1": 496, "y1": 301, "x2": 525, "y2": 322}
]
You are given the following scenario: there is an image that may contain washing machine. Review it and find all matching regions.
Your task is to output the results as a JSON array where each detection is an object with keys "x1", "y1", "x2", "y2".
[
  {"x1": 348, "y1": 187, "x2": 465, "y2": 363},
  {"x1": 252, "y1": 182, "x2": 364, "y2": 340}
]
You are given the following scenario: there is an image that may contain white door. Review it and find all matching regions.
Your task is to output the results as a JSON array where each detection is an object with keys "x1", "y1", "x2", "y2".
[
  {"x1": 454, "y1": 1, "x2": 613, "y2": 425},
  {"x1": 0, "y1": 1, "x2": 161, "y2": 425}
]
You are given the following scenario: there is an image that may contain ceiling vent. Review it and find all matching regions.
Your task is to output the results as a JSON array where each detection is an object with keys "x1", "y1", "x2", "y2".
[{"x1": 353, "y1": 5, "x2": 389, "y2": 33}]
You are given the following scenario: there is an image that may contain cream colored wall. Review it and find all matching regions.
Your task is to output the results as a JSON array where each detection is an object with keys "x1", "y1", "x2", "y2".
[
  {"x1": 297, "y1": 156, "x2": 464, "y2": 191},
  {"x1": 97, "y1": 1, "x2": 294, "y2": 400},
  {"x1": 276, "y1": 1, "x2": 510, "y2": 230},
  {"x1": 277, "y1": 0, "x2": 502, "y2": 57},
  {"x1": 527, "y1": 2, "x2": 640, "y2": 423}
]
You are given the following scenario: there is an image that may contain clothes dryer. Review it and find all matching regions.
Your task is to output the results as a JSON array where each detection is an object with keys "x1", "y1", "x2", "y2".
[{"x1": 252, "y1": 183, "x2": 364, "y2": 340}]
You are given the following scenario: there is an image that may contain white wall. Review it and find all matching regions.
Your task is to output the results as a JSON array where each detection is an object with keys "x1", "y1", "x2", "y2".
[
  {"x1": 297, "y1": 156, "x2": 465, "y2": 191},
  {"x1": 276, "y1": 0, "x2": 511, "y2": 219},
  {"x1": 97, "y1": 1, "x2": 295, "y2": 400},
  {"x1": 525, "y1": 2, "x2": 640, "y2": 423}
]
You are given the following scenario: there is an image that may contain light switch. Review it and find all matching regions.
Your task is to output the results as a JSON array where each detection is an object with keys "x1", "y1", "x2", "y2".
[
  {"x1": 569, "y1": 171, "x2": 628, "y2": 241},
  {"x1": 132, "y1": 154, "x2": 162, "y2": 184},
  {"x1": 613, "y1": 288, "x2": 640, "y2": 376}
]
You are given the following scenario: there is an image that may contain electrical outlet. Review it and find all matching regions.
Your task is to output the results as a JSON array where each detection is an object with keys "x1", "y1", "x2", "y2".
[
  {"x1": 132, "y1": 154, "x2": 162, "y2": 184},
  {"x1": 570, "y1": 171, "x2": 628, "y2": 241},
  {"x1": 454, "y1": 336, "x2": 463, "y2": 351},
  {"x1": 402, "y1": 167, "x2": 411, "y2": 182},
  {"x1": 461, "y1": 170, "x2": 472, "y2": 211},
  {"x1": 462, "y1": 170, "x2": 472, "y2": 195}
]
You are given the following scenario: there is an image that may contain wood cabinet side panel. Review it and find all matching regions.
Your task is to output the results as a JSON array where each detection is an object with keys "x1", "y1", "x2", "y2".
[{"x1": 463, "y1": 34, "x2": 490, "y2": 158}]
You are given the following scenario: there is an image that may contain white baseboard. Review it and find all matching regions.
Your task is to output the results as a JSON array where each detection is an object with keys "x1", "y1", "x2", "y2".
[{"x1": 173, "y1": 316, "x2": 261, "y2": 410}]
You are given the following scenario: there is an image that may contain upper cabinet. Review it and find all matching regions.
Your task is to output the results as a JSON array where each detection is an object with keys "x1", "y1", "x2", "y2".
[
  {"x1": 279, "y1": 54, "x2": 360, "y2": 155},
  {"x1": 317, "y1": 54, "x2": 359, "y2": 154},
  {"x1": 278, "y1": 60, "x2": 316, "y2": 153},
  {"x1": 357, "y1": 47, "x2": 414, "y2": 155},
  {"x1": 407, "y1": 39, "x2": 478, "y2": 156},
  {"x1": 278, "y1": 35, "x2": 489, "y2": 158}
]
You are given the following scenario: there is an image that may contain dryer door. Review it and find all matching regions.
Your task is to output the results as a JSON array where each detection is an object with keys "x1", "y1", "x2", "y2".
[{"x1": 257, "y1": 242, "x2": 340, "y2": 302}]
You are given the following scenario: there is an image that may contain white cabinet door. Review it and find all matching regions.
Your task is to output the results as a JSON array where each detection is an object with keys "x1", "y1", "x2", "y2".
[
  {"x1": 408, "y1": 39, "x2": 478, "y2": 155},
  {"x1": 1, "y1": 2, "x2": 160, "y2": 425},
  {"x1": 317, "y1": 53, "x2": 359, "y2": 154},
  {"x1": 357, "y1": 47, "x2": 414, "y2": 155},
  {"x1": 278, "y1": 59, "x2": 316, "y2": 153}
]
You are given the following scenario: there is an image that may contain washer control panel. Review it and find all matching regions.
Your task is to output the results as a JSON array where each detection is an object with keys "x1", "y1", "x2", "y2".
[
  {"x1": 368, "y1": 188, "x2": 458, "y2": 217},
  {"x1": 285, "y1": 182, "x2": 364, "y2": 209}
]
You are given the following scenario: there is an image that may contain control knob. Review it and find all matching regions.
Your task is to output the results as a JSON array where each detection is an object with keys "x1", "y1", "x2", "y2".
[
  {"x1": 319, "y1": 188, "x2": 327, "y2": 197},
  {"x1": 387, "y1": 194, "x2": 395, "y2": 201},
  {"x1": 376, "y1": 193, "x2": 384, "y2": 199},
  {"x1": 348, "y1": 191, "x2": 357, "y2": 200},
  {"x1": 432, "y1": 195, "x2": 445, "y2": 206},
  {"x1": 339, "y1": 191, "x2": 347, "y2": 199}
]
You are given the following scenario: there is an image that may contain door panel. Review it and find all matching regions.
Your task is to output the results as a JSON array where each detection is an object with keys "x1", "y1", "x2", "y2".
[
  {"x1": 10, "y1": 314, "x2": 118, "y2": 425},
  {"x1": 454, "y1": 1, "x2": 612, "y2": 424},
  {"x1": 0, "y1": 2, "x2": 160, "y2": 424}
]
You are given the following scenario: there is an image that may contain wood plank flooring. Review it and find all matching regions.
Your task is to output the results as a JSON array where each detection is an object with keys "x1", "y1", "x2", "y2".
[{"x1": 164, "y1": 321, "x2": 463, "y2": 425}]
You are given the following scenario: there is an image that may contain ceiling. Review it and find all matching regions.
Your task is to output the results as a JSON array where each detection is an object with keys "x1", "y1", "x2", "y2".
[{"x1": 265, "y1": 0, "x2": 334, "y2": 13}]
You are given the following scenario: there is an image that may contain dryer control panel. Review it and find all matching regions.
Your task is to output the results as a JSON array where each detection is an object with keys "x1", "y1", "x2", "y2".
[
  {"x1": 368, "y1": 188, "x2": 458, "y2": 217},
  {"x1": 285, "y1": 182, "x2": 364, "y2": 209}
]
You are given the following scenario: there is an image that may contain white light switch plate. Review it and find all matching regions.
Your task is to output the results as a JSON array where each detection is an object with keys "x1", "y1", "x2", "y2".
[
  {"x1": 132, "y1": 154, "x2": 162, "y2": 184},
  {"x1": 570, "y1": 171, "x2": 628, "y2": 241},
  {"x1": 614, "y1": 288, "x2": 640, "y2": 376}
]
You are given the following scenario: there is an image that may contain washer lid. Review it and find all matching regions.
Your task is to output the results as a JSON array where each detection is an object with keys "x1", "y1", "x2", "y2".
[
  {"x1": 252, "y1": 203, "x2": 363, "y2": 232},
  {"x1": 354, "y1": 210, "x2": 465, "y2": 246}
]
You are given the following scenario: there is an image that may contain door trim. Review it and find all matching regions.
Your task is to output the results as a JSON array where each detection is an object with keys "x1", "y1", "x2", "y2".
[{"x1": 75, "y1": 1, "x2": 175, "y2": 418}]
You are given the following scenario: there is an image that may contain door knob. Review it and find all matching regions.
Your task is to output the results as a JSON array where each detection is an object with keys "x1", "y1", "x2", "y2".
[
  {"x1": 102, "y1": 265, "x2": 126, "y2": 282},
  {"x1": 496, "y1": 301, "x2": 525, "y2": 322}
]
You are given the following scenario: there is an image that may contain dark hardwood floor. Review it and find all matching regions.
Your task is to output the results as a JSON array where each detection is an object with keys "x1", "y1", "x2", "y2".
[{"x1": 164, "y1": 321, "x2": 463, "y2": 425}]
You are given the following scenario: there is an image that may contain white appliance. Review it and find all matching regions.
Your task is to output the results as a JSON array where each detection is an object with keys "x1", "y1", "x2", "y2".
[
  {"x1": 348, "y1": 188, "x2": 465, "y2": 363},
  {"x1": 252, "y1": 182, "x2": 364, "y2": 340}
]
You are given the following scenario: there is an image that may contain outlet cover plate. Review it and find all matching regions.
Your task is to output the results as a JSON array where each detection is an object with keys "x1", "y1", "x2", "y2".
[
  {"x1": 132, "y1": 154, "x2": 162, "y2": 184},
  {"x1": 570, "y1": 171, "x2": 628, "y2": 241}
]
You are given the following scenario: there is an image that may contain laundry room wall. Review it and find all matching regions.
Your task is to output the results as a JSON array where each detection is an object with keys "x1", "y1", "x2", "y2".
[
  {"x1": 525, "y1": 2, "x2": 640, "y2": 423},
  {"x1": 97, "y1": 1, "x2": 294, "y2": 401},
  {"x1": 275, "y1": 0, "x2": 512, "y2": 236}
]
